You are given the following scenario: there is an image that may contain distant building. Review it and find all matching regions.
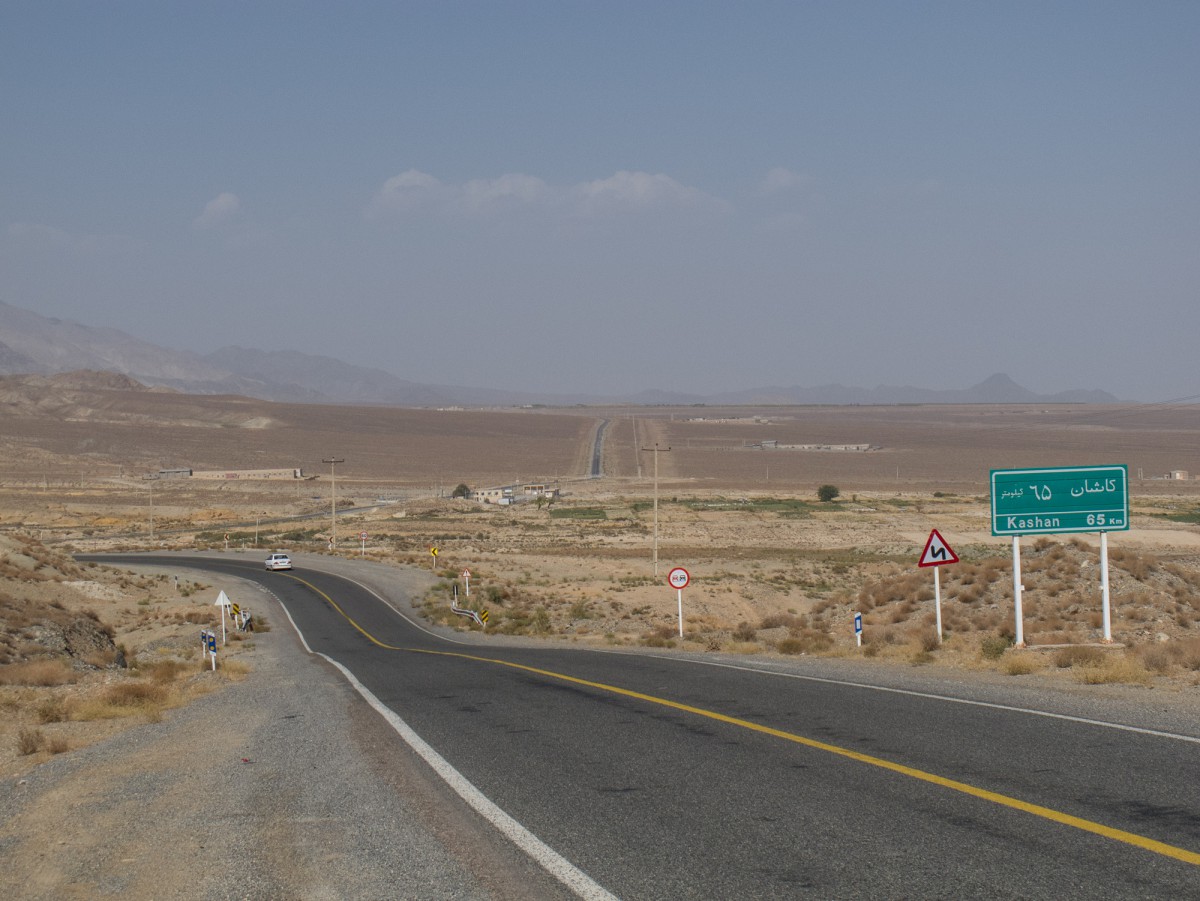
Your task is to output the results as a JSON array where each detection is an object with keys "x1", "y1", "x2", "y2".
[
  {"x1": 471, "y1": 482, "x2": 560, "y2": 504},
  {"x1": 163, "y1": 468, "x2": 306, "y2": 481}
]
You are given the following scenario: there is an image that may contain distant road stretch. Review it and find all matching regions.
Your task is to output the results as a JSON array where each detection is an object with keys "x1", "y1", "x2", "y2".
[
  {"x1": 92, "y1": 554, "x2": 1200, "y2": 900},
  {"x1": 590, "y1": 419, "x2": 609, "y2": 478}
]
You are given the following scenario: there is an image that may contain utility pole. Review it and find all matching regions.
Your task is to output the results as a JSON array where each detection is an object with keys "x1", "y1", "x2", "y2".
[
  {"x1": 143, "y1": 475, "x2": 155, "y2": 541},
  {"x1": 640, "y1": 443, "x2": 671, "y2": 575},
  {"x1": 323, "y1": 457, "x2": 344, "y2": 549}
]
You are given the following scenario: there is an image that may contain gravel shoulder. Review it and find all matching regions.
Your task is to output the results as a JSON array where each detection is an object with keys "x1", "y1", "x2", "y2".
[{"x1": 0, "y1": 560, "x2": 573, "y2": 901}]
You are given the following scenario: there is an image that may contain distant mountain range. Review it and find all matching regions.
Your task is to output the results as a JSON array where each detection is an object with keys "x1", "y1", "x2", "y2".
[{"x1": 0, "y1": 300, "x2": 1120, "y2": 406}]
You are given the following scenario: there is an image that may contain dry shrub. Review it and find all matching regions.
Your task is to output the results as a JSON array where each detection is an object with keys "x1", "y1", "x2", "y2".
[
  {"x1": 918, "y1": 630, "x2": 942, "y2": 653},
  {"x1": 1167, "y1": 637, "x2": 1200, "y2": 670},
  {"x1": 1076, "y1": 655, "x2": 1152, "y2": 685},
  {"x1": 1053, "y1": 646, "x2": 1106, "y2": 668},
  {"x1": 72, "y1": 679, "x2": 169, "y2": 721},
  {"x1": 36, "y1": 697, "x2": 67, "y2": 723},
  {"x1": 957, "y1": 584, "x2": 984, "y2": 605},
  {"x1": 1003, "y1": 654, "x2": 1040, "y2": 676},
  {"x1": 17, "y1": 728, "x2": 44, "y2": 756},
  {"x1": 980, "y1": 635, "x2": 1012, "y2": 660},
  {"x1": 138, "y1": 659, "x2": 190, "y2": 684},
  {"x1": 1109, "y1": 547, "x2": 1156, "y2": 581},
  {"x1": 642, "y1": 625, "x2": 677, "y2": 648},
  {"x1": 0, "y1": 658, "x2": 76, "y2": 686},
  {"x1": 759, "y1": 612, "x2": 803, "y2": 630},
  {"x1": 81, "y1": 647, "x2": 124, "y2": 669},
  {"x1": 858, "y1": 572, "x2": 925, "y2": 610},
  {"x1": 217, "y1": 659, "x2": 251, "y2": 678},
  {"x1": 105, "y1": 680, "x2": 166, "y2": 706},
  {"x1": 1133, "y1": 643, "x2": 1173, "y2": 675},
  {"x1": 777, "y1": 630, "x2": 833, "y2": 655},
  {"x1": 733, "y1": 621, "x2": 758, "y2": 642}
]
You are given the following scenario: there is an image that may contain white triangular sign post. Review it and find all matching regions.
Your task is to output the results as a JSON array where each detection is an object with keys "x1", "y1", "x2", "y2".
[
  {"x1": 214, "y1": 590, "x2": 232, "y2": 645},
  {"x1": 917, "y1": 530, "x2": 958, "y2": 646}
]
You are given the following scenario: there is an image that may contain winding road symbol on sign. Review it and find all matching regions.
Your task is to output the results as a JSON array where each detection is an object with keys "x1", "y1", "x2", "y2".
[{"x1": 919, "y1": 529, "x2": 959, "y2": 567}]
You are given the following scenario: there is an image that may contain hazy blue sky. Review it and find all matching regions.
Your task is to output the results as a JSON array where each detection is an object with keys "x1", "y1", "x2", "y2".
[{"x1": 2, "y1": 2, "x2": 1197, "y2": 400}]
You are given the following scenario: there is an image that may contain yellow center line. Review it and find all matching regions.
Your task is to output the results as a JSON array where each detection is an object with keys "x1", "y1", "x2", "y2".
[{"x1": 294, "y1": 576, "x2": 1200, "y2": 867}]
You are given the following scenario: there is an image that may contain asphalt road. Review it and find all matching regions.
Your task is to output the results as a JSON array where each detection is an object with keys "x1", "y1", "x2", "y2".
[{"x1": 92, "y1": 553, "x2": 1200, "y2": 900}]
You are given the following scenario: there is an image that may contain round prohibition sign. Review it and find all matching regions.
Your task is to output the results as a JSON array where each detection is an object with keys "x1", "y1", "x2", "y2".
[{"x1": 667, "y1": 567, "x2": 690, "y2": 590}]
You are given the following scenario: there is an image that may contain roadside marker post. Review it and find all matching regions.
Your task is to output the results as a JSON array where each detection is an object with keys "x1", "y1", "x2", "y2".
[
  {"x1": 360, "y1": 530, "x2": 368, "y2": 556},
  {"x1": 667, "y1": 567, "x2": 690, "y2": 638},
  {"x1": 918, "y1": 529, "x2": 959, "y2": 644},
  {"x1": 207, "y1": 632, "x2": 217, "y2": 671},
  {"x1": 854, "y1": 612, "x2": 863, "y2": 647},
  {"x1": 215, "y1": 591, "x2": 233, "y2": 645},
  {"x1": 462, "y1": 569, "x2": 471, "y2": 597}
]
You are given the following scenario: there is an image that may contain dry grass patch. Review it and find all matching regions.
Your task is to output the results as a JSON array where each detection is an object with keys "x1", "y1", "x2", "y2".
[
  {"x1": 776, "y1": 630, "x2": 834, "y2": 655},
  {"x1": 0, "y1": 658, "x2": 78, "y2": 686},
  {"x1": 1002, "y1": 654, "x2": 1042, "y2": 676},
  {"x1": 1075, "y1": 654, "x2": 1152, "y2": 686}
]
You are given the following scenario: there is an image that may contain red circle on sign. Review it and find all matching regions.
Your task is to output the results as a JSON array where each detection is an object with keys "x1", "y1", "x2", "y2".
[{"x1": 667, "y1": 567, "x2": 690, "y2": 589}]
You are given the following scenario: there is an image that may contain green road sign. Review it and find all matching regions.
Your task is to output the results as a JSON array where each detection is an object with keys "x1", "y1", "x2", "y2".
[{"x1": 991, "y1": 465, "x2": 1128, "y2": 536}]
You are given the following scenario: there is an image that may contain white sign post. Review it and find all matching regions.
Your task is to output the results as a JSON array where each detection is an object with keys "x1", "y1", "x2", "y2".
[
  {"x1": 359, "y1": 530, "x2": 368, "y2": 556},
  {"x1": 462, "y1": 569, "x2": 471, "y2": 597},
  {"x1": 1100, "y1": 531, "x2": 1111, "y2": 643},
  {"x1": 667, "y1": 567, "x2": 690, "y2": 638},
  {"x1": 214, "y1": 590, "x2": 233, "y2": 645},
  {"x1": 854, "y1": 612, "x2": 863, "y2": 647},
  {"x1": 918, "y1": 529, "x2": 959, "y2": 645}
]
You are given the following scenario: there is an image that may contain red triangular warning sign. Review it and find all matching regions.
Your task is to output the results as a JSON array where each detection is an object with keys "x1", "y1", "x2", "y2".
[{"x1": 919, "y1": 529, "x2": 959, "y2": 567}]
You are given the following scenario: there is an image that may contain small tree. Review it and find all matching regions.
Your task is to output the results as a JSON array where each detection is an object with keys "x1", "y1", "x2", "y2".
[
  {"x1": 817, "y1": 484, "x2": 840, "y2": 503},
  {"x1": 451, "y1": 483, "x2": 471, "y2": 499}
]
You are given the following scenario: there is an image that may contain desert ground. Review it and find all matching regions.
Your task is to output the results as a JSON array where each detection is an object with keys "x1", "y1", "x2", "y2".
[{"x1": 3, "y1": 373, "x2": 1200, "y2": 780}]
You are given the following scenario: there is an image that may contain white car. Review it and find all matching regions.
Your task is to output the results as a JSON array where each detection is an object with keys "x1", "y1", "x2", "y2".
[{"x1": 265, "y1": 553, "x2": 293, "y2": 571}]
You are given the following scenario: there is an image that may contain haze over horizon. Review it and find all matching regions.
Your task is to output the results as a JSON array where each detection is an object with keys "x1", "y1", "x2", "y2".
[{"x1": 2, "y1": 3, "x2": 1197, "y2": 402}]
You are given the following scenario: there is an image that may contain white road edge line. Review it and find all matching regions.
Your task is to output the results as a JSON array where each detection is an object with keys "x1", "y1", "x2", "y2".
[
  {"x1": 319, "y1": 654, "x2": 620, "y2": 901},
  {"x1": 270, "y1": 598, "x2": 618, "y2": 901},
  {"x1": 643, "y1": 653, "x2": 1200, "y2": 745}
]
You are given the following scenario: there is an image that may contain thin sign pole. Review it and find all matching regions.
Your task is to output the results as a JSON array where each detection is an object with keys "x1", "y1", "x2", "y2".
[
  {"x1": 934, "y1": 566, "x2": 942, "y2": 644},
  {"x1": 1100, "y1": 531, "x2": 1112, "y2": 642},
  {"x1": 677, "y1": 588, "x2": 684, "y2": 638},
  {"x1": 1012, "y1": 535, "x2": 1025, "y2": 647}
]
